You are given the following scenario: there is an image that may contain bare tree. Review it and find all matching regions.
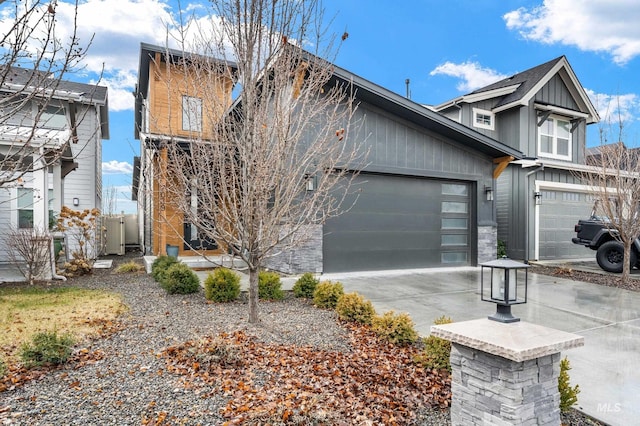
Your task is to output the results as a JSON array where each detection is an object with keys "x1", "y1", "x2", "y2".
[
  {"x1": 155, "y1": 0, "x2": 363, "y2": 323},
  {"x1": 5, "y1": 226, "x2": 51, "y2": 284},
  {"x1": 0, "y1": 0, "x2": 94, "y2": 189},
  {"x1": 579, "y1": 99, "x2": 640, "y2": 284}
]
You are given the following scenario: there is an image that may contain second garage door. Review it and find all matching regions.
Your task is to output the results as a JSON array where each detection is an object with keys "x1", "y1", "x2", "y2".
[
  {"x1": 538, "y1": 189, "x2": 594, "y2": 259},
  {"x1": 323, "y1": 173, "x2": 473, "y2": 273}
]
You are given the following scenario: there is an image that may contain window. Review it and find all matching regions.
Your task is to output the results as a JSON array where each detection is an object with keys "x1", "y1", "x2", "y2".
[
  {"x1": 539, "y1": 116, "x2": 571, "y2": 160},
  {"x1": 38, "y1": 104, "x2": 67, "y2": 129},
  {"x1": 182, "y1": 96, "x2": 202, "y2": 132},
  {"x1": 17, "y1": 188, "x2": 54, "y2": 229},
  {"x1": 472, "y1": 108, "x2": 495, "y2": 131}
]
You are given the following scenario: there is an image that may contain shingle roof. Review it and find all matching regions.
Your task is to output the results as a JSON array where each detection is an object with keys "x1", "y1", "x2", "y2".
[{"x1": 469, "y1": 56, "x2": 564, "y2": 109}]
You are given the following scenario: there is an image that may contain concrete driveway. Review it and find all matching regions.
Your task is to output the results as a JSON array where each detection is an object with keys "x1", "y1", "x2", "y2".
[{"x1": 323, "y1": 264, "x2": 640, "y2": 426}]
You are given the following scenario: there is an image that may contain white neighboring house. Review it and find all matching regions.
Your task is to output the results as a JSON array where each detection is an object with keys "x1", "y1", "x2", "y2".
[{"x1": 0, "y1": 67, "x2": 109, "y2": 279}]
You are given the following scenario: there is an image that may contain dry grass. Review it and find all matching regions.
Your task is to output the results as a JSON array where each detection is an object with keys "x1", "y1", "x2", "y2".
[{"x1": 0, "y1": 286, "x2": 127, "y2": 364}]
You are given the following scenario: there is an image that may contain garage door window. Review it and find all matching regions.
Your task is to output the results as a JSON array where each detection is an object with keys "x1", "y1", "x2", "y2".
[
  {"x1": 442, "y1": 234, "x2": 467, "y2": 246},
  {"x1": 442, "y1": 218, "x2": 468, "y2": 229},
  {"x1": 442, "y1": 201, "x2": 468, "y2": 213}
]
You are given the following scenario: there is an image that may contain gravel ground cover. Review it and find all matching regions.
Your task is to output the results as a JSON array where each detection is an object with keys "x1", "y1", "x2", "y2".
[{"x1": 0, "y1": 253, "x2": 611, "y2": 425}]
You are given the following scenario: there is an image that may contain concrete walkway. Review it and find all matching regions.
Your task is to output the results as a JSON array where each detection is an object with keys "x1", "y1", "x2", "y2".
[{"x1": 323, "y1": 264, "x2": 640, "y2": 426}]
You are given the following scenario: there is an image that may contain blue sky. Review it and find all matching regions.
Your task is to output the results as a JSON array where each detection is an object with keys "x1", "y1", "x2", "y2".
[{"x1": 4, "y1": 0, "x2": 639, "y2": 213}]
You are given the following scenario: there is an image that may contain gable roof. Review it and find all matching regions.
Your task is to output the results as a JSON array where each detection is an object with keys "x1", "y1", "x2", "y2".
[
  {"x1": 433, "y1": 56, "x2": 599, "y2": 124},
  {"x1": 225, "y1": 45, "x2": 524, "y2": 161}
]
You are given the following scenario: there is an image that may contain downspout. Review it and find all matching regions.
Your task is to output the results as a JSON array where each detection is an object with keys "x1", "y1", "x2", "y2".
[{"x1": 525, "y1": 165, "x2": 544, "y2": 262}]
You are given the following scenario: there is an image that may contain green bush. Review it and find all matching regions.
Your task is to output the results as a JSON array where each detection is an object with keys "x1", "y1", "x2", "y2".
[
  {"x1": 20, "y1": 331, "x2": 74, "y2": 368},
  {"x1": 497, "y1": 240, "x2": 507, "y2": 258},
  {"x1": 160, "y1": 263, "x2": 200, "y2": 294},
  {"x1": 258, "y1": 271, "x2": 284, "y2": 300},
  {"x1": 292, "y1": 272, "x2": 319, "y2": 298},
  {"x1": 204, "y1": 268, "x2": 241, "y2": 302},
  {"x1": 415, "y1": 316, "x2": 453, "y2": 371},
  {"x1": 151, "y1": 255, "x2": 179, "y2": 283},
  {"x1": 335, "y1": 292, "x2": 376, "y2": 324},
  {"x1": 559, "y1": 357, "x2": 580, "y2": 413},
  {"x1": 312, "y1": 280, "x2": 344, "y2": 309},
  {"x1": 372, "y1": 310, "x2": 418, "y2": 346}
]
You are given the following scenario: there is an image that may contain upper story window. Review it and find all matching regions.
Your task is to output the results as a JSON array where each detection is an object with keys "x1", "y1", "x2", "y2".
[
  {"x1": 38, "y1": 104, "x2": 67, "y2": 129},
  {"x1": 472, "y1": 108, "x2": 495, "y2": 131},
  {"x1": 538, "y1": 115, "x2": 571, "y2": 160},
  {"x1": 182, "y1": 95, "x2": 202, "y2": 132}
]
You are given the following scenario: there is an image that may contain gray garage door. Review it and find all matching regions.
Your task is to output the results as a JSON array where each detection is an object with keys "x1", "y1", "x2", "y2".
[
  {"x1": 323, "y1": 173, "x2": 472, "y2": 272},
  {"x1": 538, "y1": 190, "x2": 594, "y2": 259}
]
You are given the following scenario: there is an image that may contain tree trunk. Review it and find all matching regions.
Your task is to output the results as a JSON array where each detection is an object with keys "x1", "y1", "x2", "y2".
[
  {"x1": 623, "y1": 239, "x2": 632, "y2": 285},
  {"x1": 248, "y1": 266, "x2": 259, "y2": 323}
]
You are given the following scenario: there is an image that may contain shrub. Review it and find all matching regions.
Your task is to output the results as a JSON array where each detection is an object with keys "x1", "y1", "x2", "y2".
[
  {"x1": 312, "y1": 280, "x2": 344, "y2": 309},
  {"x1": 559, "y1": 357, "x2": 580, "y2": 413},
  {"x1": 116, "y1": 260, "x2": 144, "y2": 273},
  {"x1": 335, "y1": 292, "x2": 376, "y2": 324},
  {"x1": 151, "y1": 255, "x2": 180, "y2": 283},
  {"x1": 497, "y1": 239, "x2": 507, "y2": 258},
  {"x1": 161, "y1": 263, "x2": 200, "y2": 294},
  {"x1": 204, "y1": 268, "x2": 241, "y2": 302},
  {"x1": 292, "y1": 272, "x2": 319, "y2": 298},
  {"x1": 415, "y1": 316, "x2": 453, "y2": 371},
  {"x1": 372, "y1": 310, "x2": 418, "y2": 346},
  {"x1": 258, "y1": 271, "x2": 284, "y2": 300},
  {"x1": 20, "y1": 331, "x2": 74, "y2": 368}
]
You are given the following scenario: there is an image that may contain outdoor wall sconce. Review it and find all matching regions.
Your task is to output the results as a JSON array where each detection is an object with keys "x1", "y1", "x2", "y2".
[
  {"x1": 534, "y1": 191, "x2": 542, "y2": 205},
  {"x1": 480, "y1": 257, "x2": 530, "y2": 323},
  {"x1": 73, "y1": 197, "x2": 80, "y2": 206},
  {"x1": 305, "y1": 174, "x2": 316, "y2": 191},
  {"x1": 484, "y1": 185, "x2": 494, "y2": 201}
]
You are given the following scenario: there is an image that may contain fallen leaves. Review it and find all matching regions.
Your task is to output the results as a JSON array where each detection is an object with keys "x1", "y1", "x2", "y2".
[{"x1": 161, "y1": 322, "x2": 451, "y2": 424}]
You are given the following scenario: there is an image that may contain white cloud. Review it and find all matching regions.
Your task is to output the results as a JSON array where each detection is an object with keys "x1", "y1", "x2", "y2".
[
  {"x1": 429, "y1": 61, "x2": 508, "y2": 92},
  {"x1": 103, "y1": 160, "x2": 134, "y2": 175},
  {"x1": 586, "y1": 89, "x2": 640, "y2": 131},
  {"x1": 504, "y1": 0, "x2": 640, "y2": 65}
]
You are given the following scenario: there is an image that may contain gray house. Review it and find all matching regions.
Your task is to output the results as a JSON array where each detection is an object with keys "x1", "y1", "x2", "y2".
[
  {"x1": 0, "y1": 68, "x2": 109, "y2": 270},
  {"x1": 270, "y1": 62, "x2": 524, "y2": 273},
  {"x1": 432, "y1": 56, "x2": 599, "y2": 262}
]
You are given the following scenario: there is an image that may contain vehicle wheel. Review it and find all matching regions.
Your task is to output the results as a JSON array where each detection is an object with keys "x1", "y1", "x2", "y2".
[{"x1": 596, "y1": 241, "x2": 637, "y2": 273}]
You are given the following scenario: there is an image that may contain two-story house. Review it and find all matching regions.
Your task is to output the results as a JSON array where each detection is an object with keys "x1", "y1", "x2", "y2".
[
  {"x1": 133, "y1": 43, "x2": 237, "y2": 257},
  {"x1": 432, "y1": 56, "x2": 600, "y2": 261},
  {"x1": 0, "y1": 67, "x2": 109, "y2": 271}
]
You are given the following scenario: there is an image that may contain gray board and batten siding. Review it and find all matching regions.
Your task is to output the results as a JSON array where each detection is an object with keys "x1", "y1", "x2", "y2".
[{"x1": 321, "y1": 92, "x2": 518, "y2": 273}]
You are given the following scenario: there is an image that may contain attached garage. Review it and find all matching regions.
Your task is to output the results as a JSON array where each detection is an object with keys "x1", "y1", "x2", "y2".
[
  {"x1": 323, "y1": 173, "x2": 473, "y2": 273},
  {"x1": 537, "y1": 188, "x2": 594, "y2": 259}
]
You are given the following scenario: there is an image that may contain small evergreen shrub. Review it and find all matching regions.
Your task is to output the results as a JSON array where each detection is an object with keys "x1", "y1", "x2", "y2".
[
  {"x1": 312, "y1": 280, "x2": 344, "y2": 309},
  {"x1": 161, "y1": 263, "x2": 200, "y2": 294},
  {"x1": 151, "y1": 255, "x2": 179, "y2": 283},
  {"x1": 415, "y1": 316, "x2": 453, "y2": 371},
  {"x1": 116, "y1": 260, "x2": 144, "y2": 273},
  {"x1": 292, "y1": 272, "x2": 319, "y2": 298},
  {"x1": 20, "y1": 331, "x2": 74, "y2": 368},
  {"x1": 335, "y1": 292, "x2": 376, "y2": 324},
  {"x1": 497, "y1": 240, "x2": 507, "y2": 258},
  {"x1": 559, "y1": 357, "x2": 580, "y2": 413},
  {"x1": 204, "y1": 268, "x2": 241, "y2": 302},
  {"x1": 258, "y1": 271, "x2": 284, "y2": 300},
  {"x1": 372, "y1": 310, "x2": 418, "y2": 346}
]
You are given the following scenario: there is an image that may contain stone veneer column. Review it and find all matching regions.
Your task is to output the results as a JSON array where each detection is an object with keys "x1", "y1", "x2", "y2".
[{"x1": 431, "y1": 319, "x2": 584, "y2": 426}]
